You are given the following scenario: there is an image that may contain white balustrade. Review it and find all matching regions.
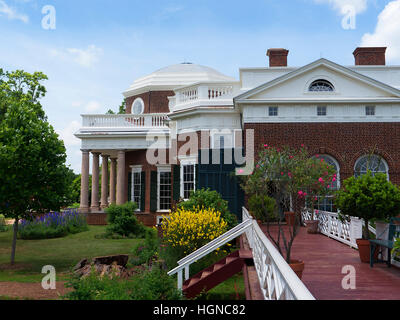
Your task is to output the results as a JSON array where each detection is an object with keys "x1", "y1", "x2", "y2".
[
  {"x1": 81, "y1": 114, "x2": 169, "y2": 129},
  {"x1": 243, "y1": 208, "x2": 315, "y2": 300},
  {"x1": 172, "y1": 82, "x2": 240, "y2": 111},
  {"x1": 168, "y1": 207, "x2": 315, "y2": 300},
  {"x1": 301, "y1": 209, "x2": 369, "y2": 249}
]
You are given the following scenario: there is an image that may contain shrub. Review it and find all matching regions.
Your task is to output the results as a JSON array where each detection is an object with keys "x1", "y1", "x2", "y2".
[
  {"x1": 335, "y1": 172, "x2": 400, "y2": 239},
  {"x1": 18, "y1": 209, "x2": 88, "y2": 240},
  {"x1": 64, "y1": 267, "x2": 182, "y2": 300},
  {"x1": 105, "y1": 202, "x2": 147, "y2": 238},
  {"x1": 161, "y1": 207, "x2": 228, "y2": 270},
  {"x1": 178, "y1": 189, "x2": 237, "y2": 229},
  {"x1": 131, "y1": 228, "x2": 160, "y2": 266},
  {"x1": 393, "y1": 238, "x2": 400, "y2": 261},
  {"x1": 248, "y1": 194, "x2": 277, "y2": 223}
]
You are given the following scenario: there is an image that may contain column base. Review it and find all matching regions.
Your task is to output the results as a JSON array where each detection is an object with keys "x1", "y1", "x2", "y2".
[{"x1": 79, "y1": 206, "x2": 90, "y2": 214}]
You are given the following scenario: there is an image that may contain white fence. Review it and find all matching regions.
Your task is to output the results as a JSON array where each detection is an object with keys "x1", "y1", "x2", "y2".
[
  {"x1": 243, "y1": 208, "x2": 315, "y2": 300},
  {"x1": 81, "y1": 114, "x2": 169, "y2": 129},
  {"x1": 168, "y1": 208, "x2": 315, "y2": 300}
]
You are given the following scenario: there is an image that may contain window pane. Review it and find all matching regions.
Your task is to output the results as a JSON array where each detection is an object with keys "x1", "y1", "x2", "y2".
[
  {"x1": 132, "y1": 172, "x2": 141, "y2": 210},
  {"x1": 159, "y1": 171, "x2": 171, "y2": 210},
  {"x1": 183, "y1": 165, "x2": 195, "y2": 199}
]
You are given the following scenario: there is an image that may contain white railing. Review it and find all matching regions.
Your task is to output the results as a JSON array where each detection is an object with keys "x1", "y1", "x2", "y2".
[
  {"x1": 167, "y1": 217, "x2": 254, "y2": 290},
  {"x1": 170, "y1": 82, "x2": 240, "y2": 111},
  {"x1": 168, "y1": 208, "x2": 315, "y2": 300},
  {"x1": 243, "y1": 208, "x2": 315, "y2": 300},
  {"x1": 81, "y1": 113, "x2": 169, "y2": 129},
  {"x1": 301, "y1": 209, "x2": 374, "y2": 249}
]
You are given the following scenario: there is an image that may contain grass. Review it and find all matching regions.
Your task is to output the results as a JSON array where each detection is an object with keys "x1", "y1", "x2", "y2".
[
  {"x1": 198, "y1": 273, "x2": 245, "y2": 300},
  {"x1": 0, "y1": 226, "x2": 141, "y2": 283}
]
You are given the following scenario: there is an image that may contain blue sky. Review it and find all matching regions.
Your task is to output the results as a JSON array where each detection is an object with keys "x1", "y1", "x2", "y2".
[{"x1": 1, "y1": 0, "x2": 399, "y2": 173}]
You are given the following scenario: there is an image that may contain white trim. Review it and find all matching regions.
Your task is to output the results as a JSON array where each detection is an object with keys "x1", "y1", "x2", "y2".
[
  {"x1": 130, "y1": 167, "x2": 142, "y2": 211},
  {"x1": 210, "y1": 129, "x2": 236, "y2": 149},
  {"x1": 131, "y1": 98, "x2": 145, "y2": 115},
  {"x1": 180, "y1": 161, "x2": 197, "y2": 200},
  {"x1": 157, "y1": 166, "x2": 172, "y2": 211},
  {"x1": 354, "y1": 155, "x2": 389, "y2": 180}
]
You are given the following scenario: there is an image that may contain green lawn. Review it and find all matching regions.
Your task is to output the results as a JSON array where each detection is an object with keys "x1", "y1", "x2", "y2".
[
  {"x1": 0, "y1": 226, "x2": 141, "y2": 283},
  {"x1": 199, "y1": 273, "x2": 246, "y2": 300}
]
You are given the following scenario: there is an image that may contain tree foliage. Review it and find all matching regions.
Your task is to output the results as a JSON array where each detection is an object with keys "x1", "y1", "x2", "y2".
[{"x1": 335, "y1": 172, "x2": 400, "y2": 239}]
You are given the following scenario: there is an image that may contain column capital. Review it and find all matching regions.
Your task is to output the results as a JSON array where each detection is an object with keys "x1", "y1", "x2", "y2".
[
  {"x1": 81, "y1": 149, "x2": 91, "y2": 153},
  {"x1": 91, "y1": 152, "x2": 101, "y2": 156}
]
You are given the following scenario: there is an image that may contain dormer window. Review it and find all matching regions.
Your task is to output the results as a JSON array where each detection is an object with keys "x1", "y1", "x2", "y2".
[{"x1": 309, "y1": 79, "x2": 334, "y2": 92}]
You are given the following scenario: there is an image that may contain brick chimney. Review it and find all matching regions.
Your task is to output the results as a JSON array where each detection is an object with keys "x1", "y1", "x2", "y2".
[
  {"x1": 267, "y1": 48, "x2": 289, "y2": 67},
  {"x1": 353, "y1": 47, "x2": 387, "y2": 66}
]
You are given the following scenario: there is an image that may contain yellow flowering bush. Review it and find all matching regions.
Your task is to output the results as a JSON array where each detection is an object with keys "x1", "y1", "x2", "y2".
[{"x1": 161, "y1": 207, "x2": 228, "y2": 256}]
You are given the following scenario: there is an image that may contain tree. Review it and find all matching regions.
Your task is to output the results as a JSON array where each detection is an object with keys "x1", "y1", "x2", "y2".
[
  {"x1": 0, "y1": 70, "x2": 71, "y2": 265},
  {"x1": 240, "y1": 145, "x2": 336, "y2": 263},
  {"x1": 106, "y1": 98, "x2": 126, "y2": 114},
  {"x1": 335, "y1": 172, "x2": 400, "y2": 239},
  {"x1": 0, "y1": 68, "x2": 47, "y2": 120}
]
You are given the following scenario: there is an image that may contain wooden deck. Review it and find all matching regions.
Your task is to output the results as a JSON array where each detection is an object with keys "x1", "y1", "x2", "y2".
[{"x1": 261, "y1": 225, "x2": 400, "y2": 300}]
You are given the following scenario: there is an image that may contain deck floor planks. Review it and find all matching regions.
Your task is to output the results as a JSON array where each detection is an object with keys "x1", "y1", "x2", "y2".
[{"x1": 261, "y1": 225, "x2": 400, "y2": 300}]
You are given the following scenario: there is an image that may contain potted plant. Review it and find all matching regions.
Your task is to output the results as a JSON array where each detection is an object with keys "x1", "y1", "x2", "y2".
[
  {"x1": 335, "y1": 171, "x2": 400, "y2": 263},
  {"x1": 241, "y1": 145, "x2": 321, "y2": 278}
]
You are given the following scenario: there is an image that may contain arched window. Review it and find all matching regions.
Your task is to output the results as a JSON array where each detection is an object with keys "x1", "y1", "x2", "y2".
[
  {"x1": 317, "y1": 155, "x2": 340, "y2": 190},
  {"x1": 131, "y1": 98, "x2": 144, "y2": 114},
  {"x1": 312, "y1": 154, "x2": 340, "y2": 212},
  {"x1": 354, "y1": 155, "x2": 389, "y2": 178},
  {"x1": 309, "y1": 79, "x2": 335, "y2": 92}
]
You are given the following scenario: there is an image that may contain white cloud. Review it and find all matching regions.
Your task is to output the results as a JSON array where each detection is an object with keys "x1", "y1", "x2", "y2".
[
  {"x1": 314, "y1": 0, "x2": 368, "y2": 15},
  {"x1": 50, "y1": 45, "x2": 103, "y2": 68},
  {"x1": 57, "y1": 120, "x2": 81, "y2": 147},
  {"x1": 0, "y1": 0, "x2": 29, "y2": 23},
  {"x1": 361, "y1": 0, "x2": 400, "y2": 62},
  {"x1": 84, "y1": 101, "x2": 102, "y2": 113}
]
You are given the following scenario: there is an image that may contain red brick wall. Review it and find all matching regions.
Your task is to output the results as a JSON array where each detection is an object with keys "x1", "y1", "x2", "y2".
[
  {"x1": 245, "y1": 122, "x2": 399, "y2": 185},
  {"x1": 125, "y1": 91, "x2": 174, "y2": 114},
  {"x1": 86, "y1": 213, "x2": 108, "y2": 226}
]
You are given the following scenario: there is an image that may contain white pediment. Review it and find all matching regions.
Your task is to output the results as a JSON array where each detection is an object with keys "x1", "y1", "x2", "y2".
[{"x1": 235, "y1": 59, "x2": 400, "y2": 102}]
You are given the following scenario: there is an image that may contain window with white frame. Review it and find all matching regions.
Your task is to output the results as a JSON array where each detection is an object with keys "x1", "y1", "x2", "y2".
[
  {"x1": 269, "y1": 106, "x2": 278, "y2": 117},
  {"x1": 131, "y1": 167, "x2": 142, "y2": 211},
  {"x1": 366, "y1": 106, "x2": 376, "y2": 116},
  {"x1": 317, "y1": 106, "x2": 327, "y2": 116},
  {"x1": 354, "y1": 155, "x2": 388, "y2": 178},
  {"x1": 312, "y1": 155, "x2": 340, "y2": 212},
  {"x1": 309, "y1": 79, "x2": 335, "y2": 92},
  {"x1": 158, "y1": 167, "x2": 171, "y2": 211},
  {"x1": 180, "y1": 159, "x2": 196, "y2": 199},
  {"x1": 131, "y1": 98, "x2": 144, "y2": 115}
]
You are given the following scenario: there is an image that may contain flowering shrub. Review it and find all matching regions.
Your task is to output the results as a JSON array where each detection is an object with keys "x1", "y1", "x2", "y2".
[
  {"x1": 161, "y1": 207, "x2": 229, "y2": 271},
  {"x1": 18, "y1": 209, "x2": 88, "y2": 240},
  {"x1": 177, "y1": 189, "x2": 237, "y2": 229}
]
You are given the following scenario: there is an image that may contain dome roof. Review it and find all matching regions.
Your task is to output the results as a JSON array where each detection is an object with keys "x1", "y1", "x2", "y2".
[{"x1": 123, "y1": 63, "x2": 237, "y2": 97}]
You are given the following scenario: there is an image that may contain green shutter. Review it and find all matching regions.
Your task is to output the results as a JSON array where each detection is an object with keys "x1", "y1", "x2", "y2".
[
  {"x1": 140, "y1": 171, "x2": 146, "y2": 212},
  {"x1": 128, "y1": 171, "x2": 132, "y2": 203},
  {"x1": 173, "y1": 165, "x2": 181, "y2": 201},
  {"x1": 150, "y1": 171, "x2": 158, "y2": 212}
]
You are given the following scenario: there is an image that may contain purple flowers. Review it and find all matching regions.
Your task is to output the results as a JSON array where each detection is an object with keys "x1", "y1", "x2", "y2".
[{"x1": 19, "y1": 209, "x2": 88, "y2": 239}]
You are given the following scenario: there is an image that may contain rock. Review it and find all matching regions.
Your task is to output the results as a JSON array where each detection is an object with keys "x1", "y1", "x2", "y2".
[
  {"x1": 92, "y1": 255, "x2": 129, "y2": 267},
  {"x1": 73, "y1": 255, "x2": 132, "y2": 279}
]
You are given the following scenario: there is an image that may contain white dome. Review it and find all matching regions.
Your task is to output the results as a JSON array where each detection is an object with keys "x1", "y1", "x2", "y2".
[{"x1": 123, "y1": 63, "x2": 236, "y2": 97}]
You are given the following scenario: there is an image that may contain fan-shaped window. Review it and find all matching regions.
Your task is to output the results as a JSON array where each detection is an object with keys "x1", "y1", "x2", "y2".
[
  {"x1": 354, "y1": 155, "x2": 388, "y2": 178},
  {"x1": 309, "y1": 79, "x2": 335, "y2": 92},
  {"x1": 131, "y1": 98, "x2": 144, "y2": 114}
]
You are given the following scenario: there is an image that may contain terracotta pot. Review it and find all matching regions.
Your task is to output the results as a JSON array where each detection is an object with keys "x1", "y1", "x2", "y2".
[
  {"x1": 289, "y1": 259, "x2": 305, "y2": 279},
  {"x1": 305, "y1": 220, "x2": 319, "y2": 234},
  {"x1": 284, "y1": 211, "x2": 296, "y2": 226},
  {"x1": 356, "y1": 239, "x2": 378, "y2": 263}
]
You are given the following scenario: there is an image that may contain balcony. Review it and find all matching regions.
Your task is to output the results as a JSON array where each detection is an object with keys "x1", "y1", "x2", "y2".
[
  {"x1": 80, "y1": 113, "x2": 169, "y2": 132},
  {"x1": 169, "y1": 82, "x2": 241, "y2": 112}
]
